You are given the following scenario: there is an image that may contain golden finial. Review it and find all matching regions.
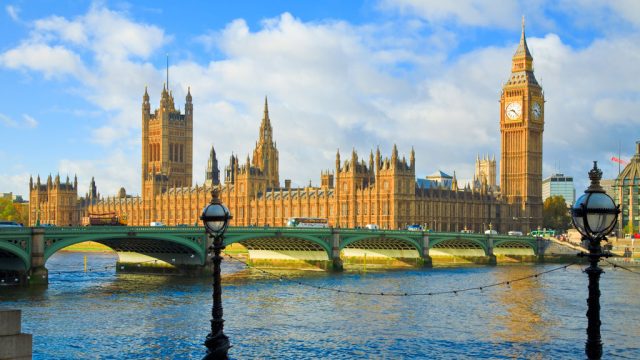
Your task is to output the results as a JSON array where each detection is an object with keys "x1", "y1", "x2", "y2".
[{"x1": 210, "y1": 187, "x2": 221, "y2": 205}]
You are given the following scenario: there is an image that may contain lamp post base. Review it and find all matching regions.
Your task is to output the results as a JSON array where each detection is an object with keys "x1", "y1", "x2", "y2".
[{"x1": 203, "y1": 330, "x2": 231, "y2": 360}]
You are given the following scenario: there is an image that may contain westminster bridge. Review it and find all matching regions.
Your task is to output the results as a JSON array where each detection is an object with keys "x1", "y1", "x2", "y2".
[{"x1": 0, "y1": 226, "x2": 550, "y2": 285}]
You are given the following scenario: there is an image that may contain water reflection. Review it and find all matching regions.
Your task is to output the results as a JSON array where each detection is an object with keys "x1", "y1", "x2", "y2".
[
  {"x1": 489, "y1": 265, "x2": 549, "y2": 344},
  {"x1": 1, "y1": 253, "x2": 639, "y2": 359}
]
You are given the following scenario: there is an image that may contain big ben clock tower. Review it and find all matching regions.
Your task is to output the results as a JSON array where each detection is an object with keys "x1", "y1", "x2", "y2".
[{"x1": 500, "y1": 17, "x2": 544, "y2": 233}]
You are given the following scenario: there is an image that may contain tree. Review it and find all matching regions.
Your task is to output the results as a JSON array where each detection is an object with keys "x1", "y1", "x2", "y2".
[
  {"x1": 543, "y1": 195, "x2": 571, "y2": 233},
  {"x1": 624, "y1": 222, "x2": 635, "y2": 236},
  {"x1": 0, "y1": 197, "x2": 29, "y2": 225}
]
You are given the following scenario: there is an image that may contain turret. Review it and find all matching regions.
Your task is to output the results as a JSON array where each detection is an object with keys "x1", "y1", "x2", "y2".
[
  {"x1": 451, "y1": 171, "x2": 458, "y2": 191},
  {"x1": 143, "y1": 86, "x2": 150, "y2": 113},
  {"x1": 351, "y1": 148, "x2": 357, "y2": 170},
  {"x1": 335, "y1": 149, "x2": 341, "y2": 171},
  {"x1": 185, "y1": 86, "x2": 193, "y2": 116},
  {"x1": 205, "y1": 145, "x2": 220, "y2": 186},
  {"x1": 74, "y1": 174, "x2": 78, "y2": 189},
  {"x1": 29, "y1": 176, "x2": 33, "y2": 189},
  {"x1": 161, "y1": 83, "x2": 169, "y2": 109},
  {"x1": 392, "y1": 144, "x2": 398, "y2": 163},
  {"x1": 89, "y1": 176, "x2": 97, "y2": 199},
  {"x1": 410, "y1": 147, "x2": 415, "y2": 169},
  {"x1": 369, "y1": 150, "x2": 374, "y2": 173},
  {"x1": 375, "y1": 146, "x2": 381, "y2": 170}
]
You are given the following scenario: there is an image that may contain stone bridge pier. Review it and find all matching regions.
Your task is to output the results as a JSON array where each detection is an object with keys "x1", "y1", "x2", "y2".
[
  {"x1": 487, "y1": 235, "x2": 497, "y2": 265},
  {"x1": 331, "y1": 230, "x2": 343, "y2": 272},
  {"x1": 29, "y1": 228, "x2": 48, "y2": 285},
  {"x1": 422, "y1": 233, "x2": 432, "y2": 268}
]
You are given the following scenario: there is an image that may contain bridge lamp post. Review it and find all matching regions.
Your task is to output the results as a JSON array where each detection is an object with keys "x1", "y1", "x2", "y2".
[
  {"x1": 570, "y1": 161, "x2": 619, "y2": 360},
  {"x1": 200, "y1": 189, "x2": 233, "y2": 360}
]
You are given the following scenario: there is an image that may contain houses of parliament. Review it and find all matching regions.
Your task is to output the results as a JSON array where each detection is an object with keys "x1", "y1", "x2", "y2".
[{"x1": 29, "y1": 21, "x2": 544, "y2": 234}]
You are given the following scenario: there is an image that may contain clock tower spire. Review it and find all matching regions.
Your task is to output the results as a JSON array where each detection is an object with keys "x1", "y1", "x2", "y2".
[{"x1": 500, "y1": 16, "x2": 544, "y2": 234}]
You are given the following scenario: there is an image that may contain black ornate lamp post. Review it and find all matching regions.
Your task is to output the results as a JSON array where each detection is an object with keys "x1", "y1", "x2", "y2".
[
  {"x1": 570, "y1": 161, "x2": 620, "y2": 360},
  {"x1": 200, "y1": 188, "x2": 233, "y2": 359}
]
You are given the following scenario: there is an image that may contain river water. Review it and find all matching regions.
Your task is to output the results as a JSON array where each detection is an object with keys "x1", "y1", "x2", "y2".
[{"x1": 1, "y1": 252, "x2": 639, "y2": 359}]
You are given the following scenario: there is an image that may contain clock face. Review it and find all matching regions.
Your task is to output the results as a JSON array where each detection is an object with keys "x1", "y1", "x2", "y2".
[
  {"x1": 505, "y1": 102, "x2": 522, "y2": 120},
  {"x1": 532, "y1": 102, "x2": 542, "y2": 119}
]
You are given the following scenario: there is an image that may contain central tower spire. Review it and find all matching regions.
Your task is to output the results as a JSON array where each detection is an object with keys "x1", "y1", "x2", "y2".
[
  {"x1": 252, "y1": 96, "x2": 279, "y2": 189},
  {"x1": 259, "y1": 96, "x2": 273, "y2": 144}
]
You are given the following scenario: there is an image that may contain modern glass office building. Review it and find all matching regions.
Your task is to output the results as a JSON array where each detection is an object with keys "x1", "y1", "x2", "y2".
[
  {"x1": 542, "y1": 173, "x2": 575, "y2": 206},
  {"x1": 615, "y1": 141, "x2": 640, "y2": 235}
]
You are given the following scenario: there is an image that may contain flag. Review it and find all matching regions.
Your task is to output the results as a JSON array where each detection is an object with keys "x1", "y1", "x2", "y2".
[{"x1": 611, "y1": 156, "x2": 628, "y2": 165}]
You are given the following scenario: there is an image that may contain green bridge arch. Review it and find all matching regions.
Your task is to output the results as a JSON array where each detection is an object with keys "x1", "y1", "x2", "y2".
[
  {"x1": 0, "y1": 238, "x2": 30, "y2": 270},
  {"x1": 429, "y1": 234, "x2": 489, "y2": 254},
  {"x1": 340, "y1": 233, "x2": 422, "y2": 252},
  {"x1": 0, "y1": 229, "x2": 32, "y2": 270},
  {"x1": 224, "y1": 232, "x2": 332, "y2": 255},
  {"x1": 43, "y1": 231, "x2": 208, "y2": 264}
]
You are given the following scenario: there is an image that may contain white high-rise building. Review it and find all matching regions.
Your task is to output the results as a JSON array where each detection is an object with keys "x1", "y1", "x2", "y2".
[{"x1": 542, "y1": 173, "x2": 575, "y2": 206}]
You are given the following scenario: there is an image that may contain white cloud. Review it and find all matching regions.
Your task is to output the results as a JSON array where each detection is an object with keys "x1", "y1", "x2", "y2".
[
  {"x1": 0, "y1": 113, "x2": 38, "y2": 129},
  {"x1": 379, "y1": 0, "x2": 520, "y2": 27},
  {"x1": 0, "y1": 43, "x2": 87, "y2": 79},
  {"x1": 5, "y1": 5, "x2": 19, "y2": 21},
  {"x1": 22, "y1": 114, "x2": 38, "y2": 128},
  {"x1": 34, "y1": 15, "x2": 88, "y2": 45},
  {"x1": 0, "y1": 172, "x2": 30, "y2": 197},
  {"x1": 59, "y1": 150, "x2": 138, "y2": 197},
  {"x1": 2, "y1": 4, "x2": 640, "y2": 197},
  {"x1": 0, "y1": 113, "x2": 18, "y2": 127}
]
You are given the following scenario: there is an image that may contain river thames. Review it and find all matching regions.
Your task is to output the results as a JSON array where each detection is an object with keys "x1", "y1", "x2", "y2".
[{"x1": 1, "y1": 252, "x2": 639, "y2": 359}]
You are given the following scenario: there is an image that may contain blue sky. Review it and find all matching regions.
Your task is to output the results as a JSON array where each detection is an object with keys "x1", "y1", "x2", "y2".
[{"x1": 1, "y1": 0, "x2": 639, "y2": 198}]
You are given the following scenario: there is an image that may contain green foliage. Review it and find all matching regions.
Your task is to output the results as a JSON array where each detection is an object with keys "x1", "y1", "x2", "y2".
[
  {"x1": 543, "y1": 195, "x2": 571, "y2": 232},
  {"x1": 0, "y1": 197, "x2": 28, "y2": 225},
  {"x1": 624, "y1": 222, "x2": 635, "y2": 235}
]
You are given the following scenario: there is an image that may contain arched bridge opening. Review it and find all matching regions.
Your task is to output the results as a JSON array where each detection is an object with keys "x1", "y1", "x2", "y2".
[
  {"x1": 494, "y1": 241, "x2": 536, "y2": 262},
  {"x1": 225, "y1": 234, "x2": 332, "y2": 270},
  {"x1": 430, "y1": 237, "x2": 488, "y2": 264},
  {"x1": 340, "y1": 236, "x2": 422, "y2": 268},
  {"x1": 44, "y1": 234, "x2": 207, "y2": 275},
  {"x1": 0, "y1": 249, "x2": 27, "y2": 284},
  {"x1": 0, "y1": 232, "x2": 31, "y2": 284}
]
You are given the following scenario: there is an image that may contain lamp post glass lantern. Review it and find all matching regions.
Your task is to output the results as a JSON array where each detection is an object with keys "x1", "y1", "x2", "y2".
[
  {"x1": 570, "y1": 161, "x2": 620, "y2": 360},
  {"x1": 200, "y1": 189, "x2": 232, "y2": 360}
]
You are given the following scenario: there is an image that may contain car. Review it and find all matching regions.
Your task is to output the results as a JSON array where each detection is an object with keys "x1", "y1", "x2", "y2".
[
  {"x1": 39, "y1": 223, "x2": 56, "y2": 227},
  {"x1": 0, "y1": 221, "x2": 23, "y2": 227},
  {"x1": 484, "y1": 229, "x2": 498, "y2": 235},
  {"x1": 365, "y1": 224, "x2": 379, "y2": 230},
  {"x1": 150, "y1": 222, "x2": 165, "y2": 227},
  {"x1": 407, "y1": 224, "x2": 423, "y2": 231},
  {"x1": 507, "y1": 231, "x2": 523, "y2": 236}
]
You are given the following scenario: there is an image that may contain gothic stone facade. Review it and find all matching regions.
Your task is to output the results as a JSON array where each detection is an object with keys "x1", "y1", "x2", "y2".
[{"x1": 29, "y1": 22, "x2": 542, "y2": 233}]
